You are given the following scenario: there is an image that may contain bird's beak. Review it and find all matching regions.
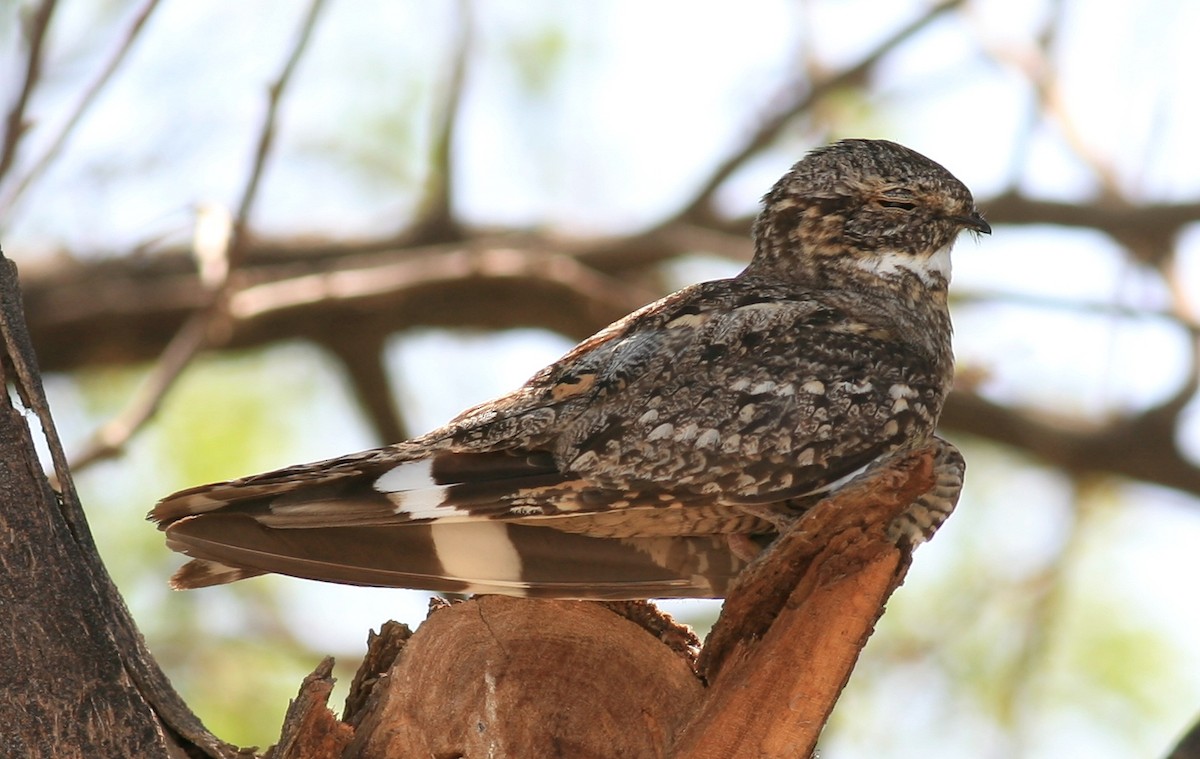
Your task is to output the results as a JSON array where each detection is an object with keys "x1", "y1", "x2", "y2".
[{"x1": 960, "y1": 211, "x2": 991, "y2": 235}]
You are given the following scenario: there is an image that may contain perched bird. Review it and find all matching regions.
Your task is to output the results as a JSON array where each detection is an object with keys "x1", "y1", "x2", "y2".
[{"x1": 151, "y1": 139, "x2": 989, "y2": 599}]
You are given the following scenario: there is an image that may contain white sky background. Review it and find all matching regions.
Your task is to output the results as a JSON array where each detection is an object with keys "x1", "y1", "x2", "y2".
[{"x1": 5, "y1": 0, "x2": 1200, "y2": 756}]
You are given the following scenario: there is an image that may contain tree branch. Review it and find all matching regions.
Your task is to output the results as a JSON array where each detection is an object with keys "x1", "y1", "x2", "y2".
[
  {"x1": 321, "y1": 332, "x2": 409, "y2": 444},
  {"x1": 20, "y1": 220, "x2": 1200, "y2": 498},
  {"x1": 982, "y1": 192, "x2": 1200, "y2": 263},
  {"x1": 407, "y1": 0, "x2": 471, "y2": 243},
  {"x1": 941, "y1": 389, "x2": 1200, "y2": 496},
  {"x1": 0, "y1": 0, "x2": 58, "y2": 185},
  {"x1": 228, "y1": 0, "x2": 330, "y2": 267},
  {"x1": 675, "y1": 0, "x2": 966, "y2": 221},
  {"x1": 1166, "y1": 713, "x2": 1200, "y2": 759},
  {"x1": 66, "y1": 308, "x2": 213, "y2": 472},
  {"x1": 63, "y1": 0, "x2": 331, "y2": 471},
  {"x1": 0, "y1": 249, "x2": 232, "y2": 758},
  {"x1": 0, "y1": 0, "x2": 163, "y2": 216}
]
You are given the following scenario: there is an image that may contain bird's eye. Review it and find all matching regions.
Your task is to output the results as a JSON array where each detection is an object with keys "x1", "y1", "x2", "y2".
[{"x1": 879, "y1": 199, "x2": 917, "y2": 211}]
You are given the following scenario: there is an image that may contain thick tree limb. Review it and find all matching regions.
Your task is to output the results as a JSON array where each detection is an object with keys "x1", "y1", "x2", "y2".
[
  {"x1": 345, "y1": 597, "x2": 706, "y2": 758},
  {"x1": 18, "y1": 230, "x2": 1198, "y2": 500},
  {"x1": 1166, "y1": 713, "x2": 1200, "y2": 759},
  {"x1": 0, "y1": 251, "x2": 233, "y2": 758},
  {"x1": 320, "y1": 331, "x2": 409, "y2": 444},
  {"x1": 20, "y1": 239, "x2": 655, "y2": 372},
  {"x1": 981, "y1": 192, "x2": 1198, "y2": 263},
  {"x1": 940, "y1": 390, "x2": 1200, "y2": 497}
]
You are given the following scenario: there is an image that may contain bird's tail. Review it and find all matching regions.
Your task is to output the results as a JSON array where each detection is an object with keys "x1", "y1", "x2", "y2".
[{"x1": 150, "y1": 447, "x2": 754, "y2": 598}]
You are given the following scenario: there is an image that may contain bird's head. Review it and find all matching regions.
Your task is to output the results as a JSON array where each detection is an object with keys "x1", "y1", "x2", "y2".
[{"x1": 749, "y1": 139, "x2": 990, "y2": 289}]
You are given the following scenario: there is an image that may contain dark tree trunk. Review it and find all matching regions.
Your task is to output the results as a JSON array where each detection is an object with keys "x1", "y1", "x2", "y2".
[{"x1": 0, "y1": 251, "x2": 231, "y2": 759}]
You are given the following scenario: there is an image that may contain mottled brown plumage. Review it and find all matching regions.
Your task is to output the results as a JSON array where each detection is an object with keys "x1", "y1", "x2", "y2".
[{"x1": 151, "y1": 139, "x2": 988, "y2": 598}]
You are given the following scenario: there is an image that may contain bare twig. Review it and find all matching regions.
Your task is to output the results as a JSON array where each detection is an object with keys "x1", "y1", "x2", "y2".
[
  {"x1": 227, "y1": 0, "x2": 330, "y2": 268},
  {"x1": 952, "y1": 287, "x2": 1200, "y2": 338},
  {"x1": 675, "y1": 0, "x2": 966, "y2": 221},
  {"x1": 322, "y1": 0, "x2": 473, "y2": 440},
  {"x1": 990, "y1": 0, "x2": 1054, "y2": 192},
  {"x1": 0, "y1": 0, "x2": 59, "y2": 186},
  {"x1": 322, "y1": 332, "x2": 410, "y2": 444},
  {"x1": 984, "y1": 0, "x2": 1125, "y2": 199},
  {"x1": 67, "y1": 0, "x2": 331, "y2": 473},
  {"x1": 410, "y1": 0, "x2": 472, "y2": 242},
  {"x1": 0, "y1": 0, "x2": 163, "y2": 216},
  {"x1": 67, "y1": 310, "x2": 212, "y2": 472}
]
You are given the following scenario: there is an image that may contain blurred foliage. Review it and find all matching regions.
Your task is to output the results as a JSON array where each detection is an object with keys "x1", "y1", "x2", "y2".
[{"x1": 505, "y1": 23, "x2": 571, "y2": 97}]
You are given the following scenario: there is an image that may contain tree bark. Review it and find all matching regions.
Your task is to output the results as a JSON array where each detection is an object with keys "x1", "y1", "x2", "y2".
[
  {"x1": 0, "y1": 251, "x2": 232, "y2": 758},
  {"x1": 1167, "y1": 714, "x2": 1200, "y2": 759}
]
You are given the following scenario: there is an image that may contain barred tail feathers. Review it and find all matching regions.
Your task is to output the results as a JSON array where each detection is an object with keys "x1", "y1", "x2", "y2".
[
  {"x1": 152, "y1": 448, "x2": 751, "y2": 598},
  {"x1": 164, "y1": 515, "x2": 746, "y2": 599}
]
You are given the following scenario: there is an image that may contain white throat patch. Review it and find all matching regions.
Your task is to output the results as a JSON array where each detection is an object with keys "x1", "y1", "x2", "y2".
[{"x1": 852, "y1": 242, "x2": 953, "y2": 286}]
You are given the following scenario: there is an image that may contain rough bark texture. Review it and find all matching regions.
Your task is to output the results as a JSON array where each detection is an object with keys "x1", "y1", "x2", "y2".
[
  {"x1": 0, "y1": 252, "x2": 233, "y2": 758},
  {"x1": 674, "y1": 449, "x2": 933, "y2": 758},
  {"x1": 0, "y1": 374, "x2": 170, "y2": 757},
  {"x1": 269, "y1": 658, "x2": 353, "y2": 759}
]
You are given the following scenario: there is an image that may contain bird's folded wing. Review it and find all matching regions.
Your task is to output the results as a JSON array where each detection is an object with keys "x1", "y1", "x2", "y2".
[{"x1": 152, "y1": 449, "x2": 569, "y2": 526}]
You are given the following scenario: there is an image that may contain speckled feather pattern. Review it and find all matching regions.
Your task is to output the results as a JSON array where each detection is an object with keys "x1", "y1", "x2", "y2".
[{"x1": 151, "y1": 139, "x2": 987, "y2": 598}]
